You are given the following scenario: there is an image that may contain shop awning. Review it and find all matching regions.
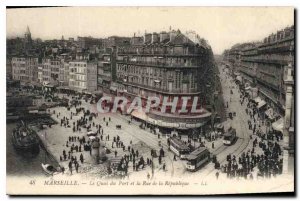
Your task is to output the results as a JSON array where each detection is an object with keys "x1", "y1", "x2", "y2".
[
  {"x1": 245, "y1": 86, "x2": 251, "y2": 91},
  {"x1": 257, "y1": 100, "x2": 267, "y2": 109},
  {"x1": 131, "y1": 110, "x2": 148, "y2": 121},
  {"x1": 236, "y1": 76, "x2": 242, "y2": 82},
  {"x1": 109, "y1": 86, "x2": 117, "y2": 92},
  {"x1": 272, "y1": 118, "x2": 284, "y2": 133},
  {"x1": 265, "y1": 108, "x2": 276, "y2": 120},
  {"x1": 253, "y1": 96, "x2": 262, "y2": 103},
  {"x1": 154, "y1": 80, "x2": 161, "y2": 83}
]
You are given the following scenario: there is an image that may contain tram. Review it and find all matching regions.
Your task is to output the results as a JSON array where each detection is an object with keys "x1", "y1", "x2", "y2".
[
  {"x1": 223, "y1": 127, "x2": 237, "y2": 145},
  {"x1": 169, "y1": 137, "x2": 191, "y2": 159},
  {"x1": 186, "y1": 147, "x2": 210, "y2": 171},
  {"x1": 215, "y1": 123, "x2": 225, "y2": 136}
]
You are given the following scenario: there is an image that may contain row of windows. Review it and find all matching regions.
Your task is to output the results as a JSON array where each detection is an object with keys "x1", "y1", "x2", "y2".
[
  {"x1": 69, "y1": 74, "x2": 86, "y2": 81},
  {"x1": 70, "y1": 63, "x2": 87, "y2": 67},
  {"x1": 69, "y1": 81, "x2": 86, "y2": 88}
]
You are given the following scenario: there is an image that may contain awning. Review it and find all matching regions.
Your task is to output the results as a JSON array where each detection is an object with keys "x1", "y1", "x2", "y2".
[
  {"x1": 272, "y1": 118, "x2": 284, "y2": 133},
  {"x1": 101, "y1": 76, "x2": 111, "y2": 82},
  {"x1": 236, "y1": 76, "x2": 242, "y2": 82},
  {"x1": 131, "y1": 110, "x2": 148, "y2": 121},
  {"x1": 245, "y1": 86, "x2": 251, "y2": 91},
  {"x1": 110, "y1": 86, "x2": 117, "y2": 91},
  {"x1": 265, "y1": 108, "x2": 276, "y2": 120},
  {"x1": 254, "y1": 96, "x2": 262, "y2": 103},
  {"x1": 154, "y1": 80, "x2": 161, "y2": 83},
  {"x1": 93, "y1": 90, "x2": 103, "y2": 96},
  {"x1": 257, "y1": 100, "x2": 267, "y2": 109},
  {"x1": 215, "y1": 123, "x2": 224, "y2": 129}
]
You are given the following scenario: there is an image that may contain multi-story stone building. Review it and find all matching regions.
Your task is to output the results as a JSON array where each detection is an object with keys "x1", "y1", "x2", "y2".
[
  {"x1": 37, "y1": 66, "x2": 43, "y2": 83},
  {"x1": 63, "y1": 61, "x2": 70, "y2": 86},
  {"x1": 41, "y1": 58, "x2": 60, "y2": 85},
  {"x1": 69, "y1": 61, "x2": 97, "y2": 92},
  {"x1": 11, "y1": 56, "x2": 38, "y2": 84},
  {"x1": 77, "y1": 36, "x2": 102, "y2": 49},
  {"x1": 87, "y1": 62, "x2": 98, "y2": 92},
  {"x1": 42, "y1": 58, "x2": 51, "y2": 83},
  {"x1": 255, "y1": 26, "x2": 294, "y2": 115},
  {"x1": 116, "y1": 30, "x2": 215, "y2": 133},
  {"x1": 58, "y1": 62, "x2": 65, "y2": 86},
  {"x1": 97, "y1": 51, "x2": 113, "y2": 92},
  {"x1": 234, "y1": 25, "x2": 295, "y2": 115}
]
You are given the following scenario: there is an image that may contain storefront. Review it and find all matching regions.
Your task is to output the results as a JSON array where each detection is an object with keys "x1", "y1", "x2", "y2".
[{"x1": 130, "y1": 109, "x2": 210, "y2": 136}]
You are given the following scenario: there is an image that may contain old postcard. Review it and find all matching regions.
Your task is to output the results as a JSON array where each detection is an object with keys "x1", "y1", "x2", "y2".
[{"x1": 6, "y1": 7, "x2": 295, "y2": 195}]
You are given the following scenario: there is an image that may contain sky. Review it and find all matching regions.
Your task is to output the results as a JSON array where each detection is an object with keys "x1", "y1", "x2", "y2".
[{"x1": 6, "y1": 7, "x2": 294, "y2": 55}]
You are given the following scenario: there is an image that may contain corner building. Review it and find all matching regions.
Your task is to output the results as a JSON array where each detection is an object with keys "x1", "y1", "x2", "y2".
[{"x1": 116, "y1": 30, "x2": 214, "y2": 133}]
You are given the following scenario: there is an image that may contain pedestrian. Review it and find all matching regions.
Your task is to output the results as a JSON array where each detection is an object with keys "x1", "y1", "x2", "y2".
[
  {"x1": 216, "y1": 171, "x2": 219, "y2": 180},
  {"x1": 75, "y1": 163, "x2": 79, "y2": 173},
  {"x1": 68, "y1": 161, "x2": 73, "y2": 175},
  {"x1": 80, "y1": 153, "x2": 84, "y2": 164}
]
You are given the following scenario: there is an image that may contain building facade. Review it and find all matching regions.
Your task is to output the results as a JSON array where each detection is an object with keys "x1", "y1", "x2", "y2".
[
  {"x1": 41, "y1": 58, "x2": 61, "y2": 85},
  {"x1": 116, "y1": 30, "x2": 215, "y2": 132},
  {"x1": 12, "y1": 56, "x2": 38, "y2": 84},
  {"x1": 77, "y1": 36, "x2": 102, "y2": 49},
  {"x1": 37, "y1": 66, "x2": 43, "y2": 83},
  {"x1": 234, "y1": 26, "x2": 295, "y2": 115},
  {"x1": 97, "y1": 52, "x2": 113, "y2": 92},
  {"x1": 69, "y1": 61, "x2": 97, "y2": 92}
]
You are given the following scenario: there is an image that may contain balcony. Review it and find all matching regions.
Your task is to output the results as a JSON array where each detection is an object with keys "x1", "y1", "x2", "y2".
[
  {"x1": 116, "y1": 60, "x2": 199, "y2": 68},
  {"x1": 256, "y1": 77, "x2": 280, "y2": 91},
  {"x1": 258, "y1": 70, "x2": 276, "y2": 78},
  {"x1": 123, "y1": 81, "x2": 200, "y2": 94},
  {"x1": 241, "y1": 57, "x2": 292, "y2": 65},
  {"x1": 117, "y1": 50, "x2": 201, "y2": 57}
]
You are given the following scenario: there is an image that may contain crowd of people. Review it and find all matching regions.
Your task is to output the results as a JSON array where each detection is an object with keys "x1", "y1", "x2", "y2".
[
  {"x1": 48, "y1": 94, "x2": 169, "y2": 178},
  {"x1": 215, "y1": 71, "x2": 284, "y2": 180}
]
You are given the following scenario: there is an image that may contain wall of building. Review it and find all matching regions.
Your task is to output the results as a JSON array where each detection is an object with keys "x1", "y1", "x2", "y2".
[
  {"x1": 224, "y1": 25, "x2": 294, "y2": 116},
  {"x1": 87, "y1": 62, "x2": 97, "y2": 92},
  {"x1": 116, "y1": 30, "x2": 215, "y2": 117},
  {"x1": 12, "y1": 57, "x2": 38, "y2": 83}
]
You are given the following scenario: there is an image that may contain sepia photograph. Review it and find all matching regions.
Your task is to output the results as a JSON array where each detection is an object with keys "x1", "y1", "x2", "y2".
[{"x1": 5, "y1": 6, "x2": 295, "y2": 195}]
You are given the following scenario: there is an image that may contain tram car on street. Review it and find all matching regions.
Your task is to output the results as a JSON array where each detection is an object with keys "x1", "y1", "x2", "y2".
[
  {"x1": 168, "y1": 137, "x2": 191, "y2": 159},
  {"x1": 186, "y1": 147, "x2": 210, "y2": 171},
  {"x1": 215, "y1": 123, "x2": 225, "y2": 136},
  {"x1": 223, "y1": 127, "x2": 237, "y2": 145}
]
